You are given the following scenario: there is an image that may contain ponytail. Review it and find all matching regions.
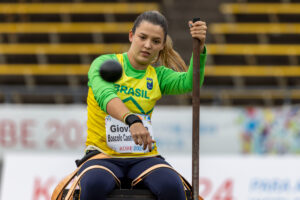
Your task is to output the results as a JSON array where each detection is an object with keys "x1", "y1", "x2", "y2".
[{"x1": 158, "y1": 35, "x2": 188, "y2": 72}]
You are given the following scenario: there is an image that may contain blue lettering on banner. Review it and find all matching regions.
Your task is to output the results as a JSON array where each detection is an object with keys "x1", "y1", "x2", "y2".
[
  {"x1": 296, "y1": 181, "x2": 300, "y2": 191},
  {"x1": 199, "y1": 123, "x2": 217, "y2": 135},
  {"x1": 166, "y1": 123, "x2": 217, "y2": 135},
  {"x1": 248, "y1": 198, "x2": 290, "y2": 200},
  {"x1": 292, "y1": 180, "x2": 300, "y2": 193},
  {"x1": 249, "y1": 179, "x2": 291, "y2": 192}
]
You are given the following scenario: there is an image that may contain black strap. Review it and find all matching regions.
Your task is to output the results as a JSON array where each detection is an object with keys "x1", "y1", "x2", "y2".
[
  {"x1": 125, "y1": 114, "x2": 143, "y2": 127},
  {"x1": 75, "y1": 150, "x2": 100, "y2": 167}
]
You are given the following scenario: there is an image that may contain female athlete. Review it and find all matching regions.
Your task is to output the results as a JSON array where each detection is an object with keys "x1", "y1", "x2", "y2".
[{"x1": 79, "y1": 10, "x2": 207, "y2": 200}]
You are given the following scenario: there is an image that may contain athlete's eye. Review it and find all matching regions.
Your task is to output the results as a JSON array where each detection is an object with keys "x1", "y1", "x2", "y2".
[
  {"x1": 139, "y1": 35, "x2": 146, "y2": 40},
  {"x1": 153, "y1": 40, "x2": 161, "y2": 44}
]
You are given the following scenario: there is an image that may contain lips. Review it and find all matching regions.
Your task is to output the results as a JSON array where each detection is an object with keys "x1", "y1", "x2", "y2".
[{"x1": 140, "y1": 51, "x2": 150, "y2": 57}]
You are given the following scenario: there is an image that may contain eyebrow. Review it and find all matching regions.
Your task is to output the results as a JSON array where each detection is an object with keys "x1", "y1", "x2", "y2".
[{"x1": 139, "y1": 32, "x2": 162, "y2": 40}]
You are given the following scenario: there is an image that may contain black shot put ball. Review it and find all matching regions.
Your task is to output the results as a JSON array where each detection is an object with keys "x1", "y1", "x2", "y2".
[{"x1": 99, "y1": 60, "x2": 123, "y2": 82}]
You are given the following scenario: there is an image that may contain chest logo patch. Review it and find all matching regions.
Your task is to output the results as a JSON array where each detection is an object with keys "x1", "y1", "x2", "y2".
[{"x1": 147, "y1": 78, "x2": 153, "y2": 90}]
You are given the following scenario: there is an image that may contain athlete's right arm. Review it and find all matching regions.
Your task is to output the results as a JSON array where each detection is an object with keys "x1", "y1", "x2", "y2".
[
  {"x1": 88, "y1": 54, "x2": 119, "y2": 112},
  {"x1": 88, "y1": 54, "x2": 133, "y2": 121}
]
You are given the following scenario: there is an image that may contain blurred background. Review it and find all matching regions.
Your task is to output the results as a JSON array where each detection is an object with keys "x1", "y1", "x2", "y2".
[{"x1": 1, "y1": 0, "x2": 300, "y2": 199}]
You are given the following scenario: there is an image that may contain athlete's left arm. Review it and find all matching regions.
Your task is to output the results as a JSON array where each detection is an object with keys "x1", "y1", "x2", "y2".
[
  {"x1": 156, "y1": 20, "x2": 207, "y2": 95},
  {"x1": 155, "y1": 47, "x2": 206, "y2": 95}
]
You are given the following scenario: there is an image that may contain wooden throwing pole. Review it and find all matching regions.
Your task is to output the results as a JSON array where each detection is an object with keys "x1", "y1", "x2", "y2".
[{"x1": 192, "y1": 17, "x2": 201, "y2": 200}]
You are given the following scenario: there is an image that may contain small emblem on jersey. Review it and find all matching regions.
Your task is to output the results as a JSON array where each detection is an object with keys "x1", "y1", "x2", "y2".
[{"x1": 147, "y1": 78, "x2": 153, "y2": 90}]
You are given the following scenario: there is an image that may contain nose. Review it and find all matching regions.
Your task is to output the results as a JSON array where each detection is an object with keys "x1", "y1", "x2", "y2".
[{"x1": 144, "y1": 39, "x2": 151, "y2": 49}]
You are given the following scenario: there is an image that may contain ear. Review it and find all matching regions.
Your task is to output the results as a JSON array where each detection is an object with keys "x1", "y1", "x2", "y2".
[{"x1": 129, "y1": 30, "x2": 133, "y2": 42}]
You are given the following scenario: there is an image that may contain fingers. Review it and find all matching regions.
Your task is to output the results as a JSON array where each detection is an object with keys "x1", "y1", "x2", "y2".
[
  {"x1": 188, "y1": 20, "x2": 207, "y2": 29},
  {"x1": 147, "y1": 137, "x2": 155, "y2": 152},
  {"x1": 130, "y1": 123, "x2": 153, "y2": 151},
  {"x1": 142, "y1": 134, "x2": 148, "y2": 150},
  {"x1": 188, "y1": 20, "x2": 207, "y2": 42},
  {"x1": 130, "y1": 123, "x2": 144, "y2": 145},
  {"x1": 138, "y1": 137, "x2": 143, "y2": 146}
]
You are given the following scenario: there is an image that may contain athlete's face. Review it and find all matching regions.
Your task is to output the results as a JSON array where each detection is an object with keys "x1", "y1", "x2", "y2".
[{"x1": 128, "y1": 21, "x2": 165, "y2": 69}]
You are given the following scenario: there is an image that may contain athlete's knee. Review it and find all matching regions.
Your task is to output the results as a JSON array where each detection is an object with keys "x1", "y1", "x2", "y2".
[
  {"x1": 80, "y1": 169, "x2": 116, "y2": 194},
  {"x1": 158, "y1": 170, "x2": 184, "y2": 192},
  {"x1": 145, "y1": 168, "x2": 186, "y2": 199}
]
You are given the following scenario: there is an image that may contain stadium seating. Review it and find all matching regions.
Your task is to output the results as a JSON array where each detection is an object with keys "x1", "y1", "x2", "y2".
[
  {"x1": 210, "y1": 23, "x2": 300, "y2": 36},
  {"x1": 220, "y1": 3, "x2": 300, "y2": 15},
  {"x1": 0, "y1": 1, "x2": 161, "y2": 104},
  {"x1": 0, "y1": 23, "x2": 134, "y2": 33},
  {"x1": 1, "y1": 0, "x2": 300, "y2": 106},
  {"x1": 0, "y1": 3, "x2": 159, "y2": 14},
  {"x1": 204, "y1": 1, "x2": 300, "y2": 105}
]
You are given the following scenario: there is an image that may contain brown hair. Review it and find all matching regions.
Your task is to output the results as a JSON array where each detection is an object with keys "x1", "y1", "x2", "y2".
[{"x1": 132, "y1": 11, "x2": 188, "y2": 72}]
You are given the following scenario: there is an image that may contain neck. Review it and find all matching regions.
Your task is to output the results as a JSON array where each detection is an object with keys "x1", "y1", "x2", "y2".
[{"x1": 127, "y1": 51, "x2": 148, "y2": 70}]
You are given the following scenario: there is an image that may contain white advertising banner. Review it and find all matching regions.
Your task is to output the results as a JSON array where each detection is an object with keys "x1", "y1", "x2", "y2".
[
  {"x1": 171, "y1": 155, "x2": 300, "y2": 200},
  {"x1": 0, "y1": 105, "x2": 242, "y2": 155},
  {"x1": 2, "y1": 105, "x2": 300, "y2": 156},
  {"x1": 2, "y1": 153, "x2": 300, "y2": 200},
  {"x1": 0, "y1": 105, "x2": 87, "y2": 154},
  {"x1": 152, "y1": 106, "x2": 241, "y2": 154},
  {"x1": 0, "y1": 153, "x2": 79, "y2": 200}
]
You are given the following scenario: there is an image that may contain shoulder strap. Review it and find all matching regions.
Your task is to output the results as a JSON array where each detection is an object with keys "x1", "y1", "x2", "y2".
[{"x1": 51, "y1": 153, "x2": 111, "y2": 200}]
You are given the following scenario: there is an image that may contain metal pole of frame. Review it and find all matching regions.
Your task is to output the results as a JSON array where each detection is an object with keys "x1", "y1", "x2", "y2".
[{"x1": 192, "y1": 17, "x2": 201, "y2": 200}]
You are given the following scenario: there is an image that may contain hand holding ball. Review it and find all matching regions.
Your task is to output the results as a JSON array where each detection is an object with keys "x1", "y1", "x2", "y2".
[{"x1": 99, "y1": 60, "x2": 123, "y2": 82}]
